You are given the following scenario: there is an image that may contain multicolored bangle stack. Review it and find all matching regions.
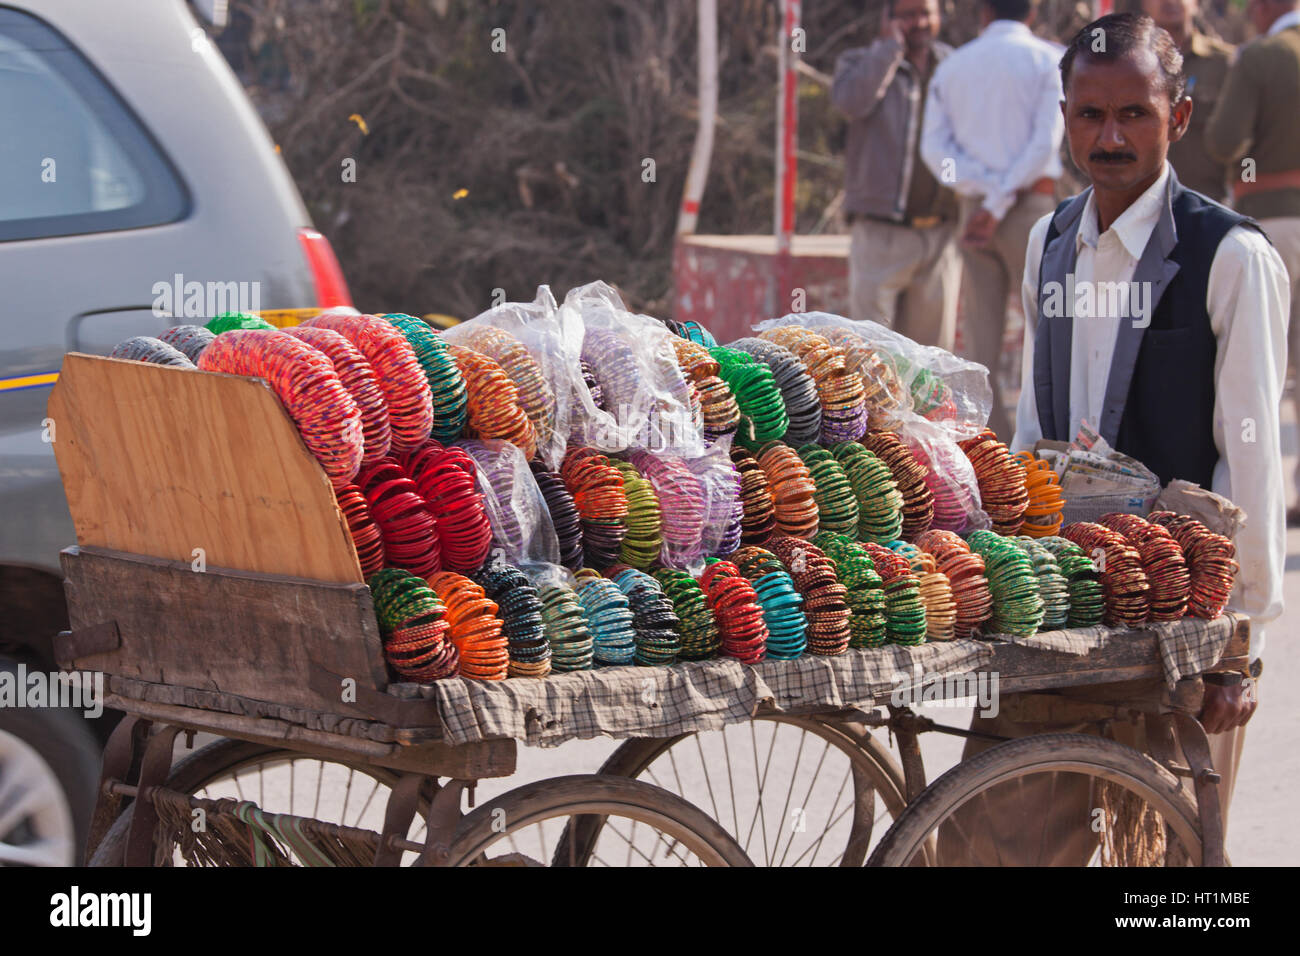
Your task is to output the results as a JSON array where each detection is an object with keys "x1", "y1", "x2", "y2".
[
  {"x1": 368, "y1": 568, "x2": 459, "y2": 681},
  {"x1": 286, "y1": 326, "x2": 393, "y2": 466},
  {"x1": 197, "y1": 330, "x2": 365, "y2": 487},
  {"x1": 562, "y1": 447, "x2": 630, "y2": 570},
  {"x1": 959, "y1": 429, "x2": 1029, "y2": 536},
  {"x1": 446, "y1": 344, "x2": 538, "y2": 460},
  {"x1": 1148, "y1": 512, "x2": 1239, "y2": 619},
  {"x1": 914, "y1": 529, "x2": 993, "y2": 638},
  {"x1": 1012, "y1": 536, "x2": 1071, "y2": 631},
  {"x1": 653, "y1": 568, "x2": 721, "y2": 660},
  {"x1": 768, "y1": 536, "x2": 850, "y2": 655},
  {"x1": 755, "y1": 441, "x2": 820, "y2": 539},
  {"x1": 574, "y1": 572, "x2": 638, "y2": 665},
  {"x1": 1060, "y1": 522, "x2": 1151, "y2": 628},
  {"x1": 819, "y1": 327, "x2": 909, "y2": 430},
  {"x1": 609, "y1": 460, "x2": 664, "y2": 569},
  {"x1": 814, "y1": 533, "x2": 888, "y2": 649},
  {"x1": 475, "y1": 563, "x2": 551, "y2": 678},
  {"x1": 530, "y1": 463, "x2": 585, "y2": 571},
  {"x1": 461, "y1": 325, "x2": 557, "y2": 454},
  {"x1": 727, "y1": 546, "x2": 808, "y2": 659},
  {"x1": 669, "y1": 337, "x2": 742, "y2": 442},
  {"x1": 964, "y1": 530, "x2": 1045, "y2": 637},
  {"x1": 538, "y1": 583, "x2": 595, "y2": 671},
  {"x1": 1100, "y1": 513, "x2": 1191, "y2": 622},
  {"x1": 860, "y1": 542, "x2": 928, "y2": 645},
  {"x1": 709, "y1": 346, "x2": 790, "y2": 446},
  {"x1": 859, "y1": 431, "x2": 934, "y2": 539},
  {"x1": 426, "y1": 571, "x2": 509, "y2": 680},
  {"x1": 1037, "y1": 536, "x2": 1106, "y2": 627},
  {"x1": 759, "y1": 327, "x2": 868, "y2": 443},
  {"x1": 629, "y1": 449, "x2": 705, "y2": 567},
  {"x1": 831, "y1": 442, "x2": 904, "y2": 544},
  {"x1": 729, "y1": 338, "x2": 823, "y2": 444},
  {"x1": 798, "y1": 445, "x2": 860, "y2": 537},
  {"x1": 890, "y1": 541, "x2": 957, "y2": 642},
  {"x1": 607, "y1": 566, "x2": 682, "y2": 666},
  {"x1": 731, "y1": 445, "x2": 777, "y2": 545},
  {"x1": 301, "y1": 313, "x2": 434, "y2": 454},
  {"x1": 384, "y1": 314, "x2": 469, "y2": 442}
]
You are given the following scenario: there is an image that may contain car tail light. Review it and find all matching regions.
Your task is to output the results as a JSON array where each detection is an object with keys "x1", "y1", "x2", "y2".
[{"x1": 297, "y1": 228, "x2": 353, "y2": 309}]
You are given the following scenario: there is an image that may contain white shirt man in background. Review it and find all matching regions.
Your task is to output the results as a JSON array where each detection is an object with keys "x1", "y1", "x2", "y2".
[{"x1": 920, "y1": 0, "x2": 1063, "y2": 440}]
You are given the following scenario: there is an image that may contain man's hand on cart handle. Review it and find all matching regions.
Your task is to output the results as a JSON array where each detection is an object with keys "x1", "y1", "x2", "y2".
[{"x1": 1198, "y1": 680, "x2": 1257, "y2": 734}]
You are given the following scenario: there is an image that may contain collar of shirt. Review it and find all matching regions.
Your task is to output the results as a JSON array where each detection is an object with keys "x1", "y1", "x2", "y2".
[
  {"x1": 1269, "y1": 9, "x2": 1300, "y2": 35},
  {"x1": 1075, "y1": 162, "x2": 1171, "y2": 259},
  {"x1": 980, "y1": 19, "x2": 1032, "y2": 40}
]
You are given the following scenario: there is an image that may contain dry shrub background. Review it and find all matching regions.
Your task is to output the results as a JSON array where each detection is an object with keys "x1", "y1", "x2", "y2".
[{"x1": 217, "y1": 0, "x2": 1247, "y2": 319}]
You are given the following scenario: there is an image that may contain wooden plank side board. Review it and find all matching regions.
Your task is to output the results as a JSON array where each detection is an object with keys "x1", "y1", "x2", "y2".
[
  {"x1": 61, "y1": 546, "x2": 389, "y2": 712},
  {"x1": 47, "y1": 353, "x2": 362, "y2": 583}
]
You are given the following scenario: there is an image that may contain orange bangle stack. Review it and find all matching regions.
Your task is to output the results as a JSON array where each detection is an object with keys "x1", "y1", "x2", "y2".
[
  {"x1": 914, "y1": 529, "x2": 993, "y2": 638},
  {"x1": 334, "y1": 484, "x2": 386, "y2": 577},
  {"x1": 425, "y1": 572, "x2": 509, "y2": 681},
  {"x1": 561, "y1": 447, "x2": 630, "y2": 569},
  {"x1": 1148, "y1": 511, "x2": 1239, "y2": 619},
  {"x1": 958, "y1": 428, "x2": 1030, "y2": 535},
  {"x1": 670, "y1": 337, "x2": 741, "y2": 441},
  {"x1": 755, "y1": 441, "x2": 819, "y2": 539},
  {"x1": 1013, "y1": 452, "x2": 1066, "y2": 537},
  {"x1": 446, "y1": 344, "x2": 538, "y2": 460},
  {"x1": 461, "y1": 326, "x2": 556, "y2": 455}
]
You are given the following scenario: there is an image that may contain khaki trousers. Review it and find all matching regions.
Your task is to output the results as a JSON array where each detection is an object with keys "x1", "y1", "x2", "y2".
[
  {"x1": 957, "y1": 192, "x2": 1059, "y2": 442},
  {"x1": 849, "y1": 217, "x2": 961, "y2": 351},
  {"x1": 934, "y1": 680, "x2": 1251, "y2": 866},
  {"x1": 1257, "y1": 217, "x2": 1300, "y2": 498}
]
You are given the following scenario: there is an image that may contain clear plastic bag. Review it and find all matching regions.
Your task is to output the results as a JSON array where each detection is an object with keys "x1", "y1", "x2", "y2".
[
  {"x1": 686, "y1": 434, "x2": 743, "y2": 560},
  {"x1": 563, "y1": 281, "x2": 704, "y2": 457},
  {"x1": 896, "y1": 415, "x2": 991, "y2": 534},
  {"x1": 757, "y1": 311, "x2": 992, "y2": 440},
  {"x1": 441, "y1": 286, "x2": 569, "y2": 470},
  {"x1": 456, "y1": 439, "x2": 561, "y2": 572}
]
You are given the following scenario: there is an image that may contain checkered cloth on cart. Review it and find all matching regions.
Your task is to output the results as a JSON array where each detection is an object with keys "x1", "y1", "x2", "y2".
[{"x1": 390, "y1": 614, "x2": 1240, "y2": 747}]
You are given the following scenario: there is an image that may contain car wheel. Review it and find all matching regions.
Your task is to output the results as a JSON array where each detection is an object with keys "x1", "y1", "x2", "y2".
[{"x1": 0, "y1": 665, "x2": 101, "y2": 866}]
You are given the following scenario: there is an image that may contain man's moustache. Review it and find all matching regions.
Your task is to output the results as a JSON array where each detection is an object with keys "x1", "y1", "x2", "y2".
[{"x1": 1090, "y1": 151, "x2": 1137, "y2": 163}]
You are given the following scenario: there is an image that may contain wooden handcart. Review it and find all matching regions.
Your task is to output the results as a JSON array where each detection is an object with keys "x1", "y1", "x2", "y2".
[{"x1": 49, "y1": 355, "x2": 1250, "y2": 867}]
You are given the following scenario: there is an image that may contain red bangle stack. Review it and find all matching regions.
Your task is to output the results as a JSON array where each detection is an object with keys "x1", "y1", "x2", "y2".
[
  {"x1": 401, "y1": 440, "x2": 494, "y2": 572},
  {"x1": 1061, "y1": 522, "x2": 1151, "y2": 628},
  {"x1": 285, "y1": 325, "x2": 392, "y2": 466},
  {"x1": 1099, "y1": 513, "x2": 1191, "y2": 622},
  {"x1": 334, "y1": 484, "x2": 386, "y2": 577},
  {"x1": 356, "y1": 458, "x2": 442, "y2": 578},
  {"x1": 958, "y1": 428, "x2": 1030, "y2": 536},
  {"x1": 699, "y1": 561, "x2": 768, "y2": 663},
  {"x1": 1148, "y1": 511, "x2": 1239, "y2": 619},
  {"x1": 860, "y1": 431, "x2": 935, "y2": 539}
]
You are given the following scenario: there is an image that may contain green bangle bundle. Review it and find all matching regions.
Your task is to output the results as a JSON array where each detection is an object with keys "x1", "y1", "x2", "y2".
[
  {"x1": 814, "y1": 533, "x2": 887, "y2": 648},
  {"x1": 206, "y1": 311, "x2": 276, "y2": 333},
  {"x1": 964, "y1": 530, "x2": 1045, "y2": 637},
  {"x1": 384, "y1": 313, "x2": 469, "y2": 442},
  {"x1": 798, "y1": 445, "x2": 860, "y2": 537},
  {"x1": 653, "y1": 568, "x2": 721, "y2": 660},
  {"x1": 831, "y1": 442, "x2": 904, "y2": 544},
  {"x1": 538, "y1": 584, "x2": 595, "y2": 671},
  {"x1": 1013, "y1": 536, "x2": 1070, "y2": 631},
  {"x1": 611, "y1": 459, "x2": 664, "y2": 569},
  {"x1": 860, "y1": 543, "x2": 928, "y2": 645},
  {"x1": 368, "y1": 568, "x2": 459, "y2": 681},
  {"x1": 1037, "y1": 536, "x2": 1106, "y2": 627},
  {"x1": 709, "y1": 346, "x2": 789, "y2": 447}
]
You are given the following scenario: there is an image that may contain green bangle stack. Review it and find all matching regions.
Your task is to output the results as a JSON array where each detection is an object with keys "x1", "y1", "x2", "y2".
[
  {"x1": 538, "y1": 583, "x2": 596, "y2": 671},
  {"x1": 653, "y1": 568, "x2": 721, "y2": 660},
  {"x1": 1013, "y1": 536, "x2": 1070, "y2": 631},
  {"x1": 831, "y1": 442, "x2": 904, "y2": 544},
  {"x1": 1037, "y1": 536, "x2": 1106, "y2": 627},
  {"x1": 611, "y1": 459, "x2": 664, "y2": 569},
  {"x1": 798, "y1": 445, "x2": 860, "y2": 537},
  {"x1": 816, "y1": 532, "x2": 888, "y2": 648},
  {"x1": 965, "y1": 530, "x2": 1046, "y2": 637},
  {"x1": 709, "y1": 346, "x2": 789, "y2": 447}
]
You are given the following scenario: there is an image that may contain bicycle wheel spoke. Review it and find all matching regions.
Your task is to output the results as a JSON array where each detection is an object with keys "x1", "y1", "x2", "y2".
[
  {"x1": 789, "y1": 764, "x2": 852, "y2": 867},
  {"x1": 776, "y1": 737, "x2": 833, "y2": 867},
  {"x1": 742, "y1": 720, "x2": 773, "y2": 865},
  {"x1": 721, "y1": 729, "x2": 741, "y2": 841}
]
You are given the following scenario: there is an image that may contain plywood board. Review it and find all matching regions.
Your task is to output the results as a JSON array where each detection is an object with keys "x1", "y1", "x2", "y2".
[{"x1": 48, "y1": 353, "x2": 362, "y2": 583}]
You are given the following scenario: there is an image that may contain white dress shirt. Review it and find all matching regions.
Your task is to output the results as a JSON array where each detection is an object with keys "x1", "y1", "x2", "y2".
[
  {"x1": 1269, "y1": 9, "x2": 1300, "y2": 35},
  {"x1": 1012, "y1": 163, "x2": 1290, "y2": 661},
  {"x1": 920, "y1": 19, "x2": 1064, "y2": 221}
]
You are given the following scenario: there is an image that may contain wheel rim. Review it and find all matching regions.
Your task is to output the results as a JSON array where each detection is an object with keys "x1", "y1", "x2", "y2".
[
  {"x1": 454, "y1": 799, "x2": 735, "y2": 867},
  {"x1": 601, "y1": 718, "x2": 904, "y2": 866},
  {"x1": 0, "y1": 728, "x2": 78, "y2": 867},
  {"x1": 895, "y1": 761, "x2": 1201, "y2": 867}
]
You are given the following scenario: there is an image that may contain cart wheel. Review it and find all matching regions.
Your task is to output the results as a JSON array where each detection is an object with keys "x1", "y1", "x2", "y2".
[
  {"x1": 89, "y1": 738, "x2": 418, "y2": 866},
  {"x1": 555, "y1": 715, "x2": 912, "y2": 867},
  {"x1": 445, "y1": 774, "x2": 753, "y2": 867},
  {"x1": 866, "y1": 733, "x2": 1203, "y2": 867}
]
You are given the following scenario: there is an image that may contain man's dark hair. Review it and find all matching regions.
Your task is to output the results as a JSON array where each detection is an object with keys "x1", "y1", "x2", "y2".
[
  {"x1": 985, "y1": 0, "x2": 1035, "y2": 21},
  {"x1": 1060, "y1": 12, "x2": 1186, "y2": 103}
]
